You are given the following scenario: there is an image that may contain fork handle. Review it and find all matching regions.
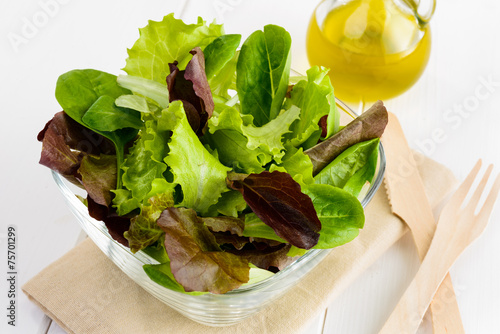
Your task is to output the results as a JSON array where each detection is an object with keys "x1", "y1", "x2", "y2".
[{"x1": 379, "y1": 239, "x2": 458, "y2": 334}]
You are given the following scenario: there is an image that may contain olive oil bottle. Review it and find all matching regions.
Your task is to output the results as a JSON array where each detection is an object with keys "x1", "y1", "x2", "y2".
[{"x1": 307, "y1": 0, "x2": 433, "y2": 103}]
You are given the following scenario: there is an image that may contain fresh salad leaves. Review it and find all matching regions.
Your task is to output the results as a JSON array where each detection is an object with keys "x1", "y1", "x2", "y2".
[
  {"x1": 236, "y1": 25, "x2": 291, "y2": 126},
  {"x1": 124, "y1": 14, "x2": 224, "y2": 82},
  {"x1": 39, "y1": 14, "x2": 388, "y2": 295}
]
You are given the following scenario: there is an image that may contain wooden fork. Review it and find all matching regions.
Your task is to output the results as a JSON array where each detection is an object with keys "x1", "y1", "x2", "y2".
[{"x1": 379, "y1": 160, "x2": 500, "y2": 334}]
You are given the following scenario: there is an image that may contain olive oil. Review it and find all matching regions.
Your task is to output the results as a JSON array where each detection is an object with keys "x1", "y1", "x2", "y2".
[{"x1": 307, "y1": 0, "x2": 431, "y2": 103}]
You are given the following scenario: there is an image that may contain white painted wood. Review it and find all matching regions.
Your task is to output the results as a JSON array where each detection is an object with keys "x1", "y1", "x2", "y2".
[
  {"x1": 1, "y1": 1, "x2": 499, "y2": 333},
  {"x1": 47, "y1": 321, "x2": 68, "y2": 334}
]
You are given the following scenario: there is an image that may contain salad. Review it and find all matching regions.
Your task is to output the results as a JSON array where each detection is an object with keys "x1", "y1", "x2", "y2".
[{"x1": 38, "y1": 14, "x2": 388, "y2": 294}]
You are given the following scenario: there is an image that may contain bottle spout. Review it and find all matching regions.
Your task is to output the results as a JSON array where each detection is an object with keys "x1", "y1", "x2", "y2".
[{"x1": 401, "y1": 0, "x2": 436, "y2": 27}]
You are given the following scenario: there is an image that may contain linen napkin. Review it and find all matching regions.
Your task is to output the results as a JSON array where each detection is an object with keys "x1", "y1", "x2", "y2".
[{"x1": 23, "y1": 152, "x2": 456, "y2": 334}]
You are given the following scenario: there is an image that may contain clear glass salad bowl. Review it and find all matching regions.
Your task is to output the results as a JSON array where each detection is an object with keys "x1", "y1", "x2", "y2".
[{"x1": 53, "y1": 98, "x2": 386, "y2": 326}]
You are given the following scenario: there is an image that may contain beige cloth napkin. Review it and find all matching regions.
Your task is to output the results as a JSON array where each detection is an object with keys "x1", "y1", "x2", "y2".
[{"x1": 23, "y1": 153, "x2": 456, "y2": 334}]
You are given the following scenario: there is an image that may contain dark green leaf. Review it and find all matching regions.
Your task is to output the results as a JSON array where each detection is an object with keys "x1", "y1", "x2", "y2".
[
  {"x1": 303, "y1": 184, "x2": 365, "y2": 249},
  {"x1": 82, "y1": 95, "x2": 143, "y2": 132},
  {"x1": 236, "y1": 25, "x2": 292, "y2": 126},
  {"x1": 314, "y1": 138, "x2": 380, "y2": 196},
  {"x1": 204, "y1": 34, "x2": 242, "y2": 79}
]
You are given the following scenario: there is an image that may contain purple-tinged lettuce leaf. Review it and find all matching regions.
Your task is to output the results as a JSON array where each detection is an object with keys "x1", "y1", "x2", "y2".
[
  {"x1": 87, "y1": 196, "x2": 130, "y2": 247},
  {"x1": 38, "y1": 111, "x2": 115, "y2": 156},
  {"x1": 166, "y1": 48, "x2": 214, "y2": 134},
  {"x1": 78, "y1": 154, "x2": 117, "y2": 206},
  {"x1": 229, "y1": 243, "x2": 296, "y2": 272},
  {"x1": 201, "y1": 216, "x2": 245, "y2": 236},
  {"x1": 157, "y1": 207, "x2": 250, "y2": 294},
  {"x1": 38, "y1": 119, "x2": 83, "y2": 178},
  {"x1": 227, "y1": 171, "x2": 321, "y2": 249},
  {"x1": 305, "y1": 100, "x2": 388, "y2": 175}
]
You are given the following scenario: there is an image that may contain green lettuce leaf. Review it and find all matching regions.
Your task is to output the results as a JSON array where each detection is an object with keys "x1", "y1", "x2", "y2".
[
  {"x1": 208, "y1": 105, "x2": 301, "y2": 163},
  {"x1": 269, "y1": 145, "x2": 314, "y2": 185},
  {"x1": 206, "y1": 190, "x2": 247, "y2": 218},
  {"x1": 124, "y1": 14, "x2": 224, "y2": 83},
  {"x1": 314, "y1": 138, "x2": 380, "y2": 197},
  {"x1": 236, "y1": 24, "x2": 292, "y2": 126},
  {"x1": 124, "y1": 191, "x2": 175, "y2": 253},
  {"x1": 143, "y1": 263, "x2": 206, "y2": 295},
  {"x1": 120, "y1": 114, "x2": 170, "y2": 207},
  {"x1": 285, "y1": 66, "x2": 337, "y2": 147},
  {"x1": 303, "y1": 184, "x2": 365, "y2": 249},
  {"x1": 164, "y1": 101, "x2": 231, "y2": 215}
]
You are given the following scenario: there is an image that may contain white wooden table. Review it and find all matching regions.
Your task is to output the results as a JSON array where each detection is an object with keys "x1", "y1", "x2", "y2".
[{"x1": 1, "y1": 1, "x2": 499, "y2": 333}]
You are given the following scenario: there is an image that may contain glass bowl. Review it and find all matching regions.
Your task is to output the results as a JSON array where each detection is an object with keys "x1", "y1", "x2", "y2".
[{"x1": 53, "y1": 98, "x2": 386, "y2": 326}]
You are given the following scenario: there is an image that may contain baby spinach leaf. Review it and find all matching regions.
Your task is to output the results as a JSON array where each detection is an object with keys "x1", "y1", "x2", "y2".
[
  {"x1": 314, "y1": 138, "x2": 380, "y2": 195},
  {"x1": 55, "y1": 69, "x2": 139, "y2": 188},
  {"x1": 143, "y1": 263, "x2": 206, "y2": 295},
  {"x1": 305, "y1": 100, "x2": 388, "y2": 175},
  {"x1": 157, "y1": 207, "x2": 250, "y2": 294},
  {"x1": 204, "y1": 34, "x2": 241, "y2": 80},
  {"x1": 227, "y1": 171, "x2": 321, "y2": 249},
  {"x1": 55, "y1": 69, "x2": 130, "y2": 125},
  {"x1": 209, "y1": 51, "x2": 239, "y2": 98},
  {"x1": 236, "y1": 25, "x2": 292, "y2": 126},
  {"x1": 343, "y1": 143, "x2": 379, "y2": 197},
  {"x1": 303, "y1": 184, "x2": 365, "y2": 249},
  {"x1": 124, "y1": 14, "x2": 224, "y2": 83},
  {"x1": 82, "y1": 95, "x2": 143, "y2": 132}
]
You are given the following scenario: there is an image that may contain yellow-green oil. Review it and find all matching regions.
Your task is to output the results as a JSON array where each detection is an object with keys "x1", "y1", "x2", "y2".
[{"x1": 307, "y1": 0, "x2": 431, "y2": 103}]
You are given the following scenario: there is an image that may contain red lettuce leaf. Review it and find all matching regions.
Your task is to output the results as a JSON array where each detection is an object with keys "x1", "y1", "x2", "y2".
[
  {"x1": 229, "y1": 243, "x2": 296, "y2": 272},
  {"x1": 78, "y1": 154, "x2": 116, "y2": 206},
  {"x1": 87, "y1": 196, "x2": 130, "y2": 247},
  {"x1": 305, "y1": 100, "x2": 388, "y2": 175},
  {"x1": 157, "y1": 207, "x2": 250, "y2": 294},
  {"x1": 201, "y1": 216, "x2": 245, "y2": 236},
  {"x1": 211, "y1": 232, "x2": 249, "y2": 250},
  {"x1": 124, "y1": 193, "x2": 174, "y2": 253},
  {"x1": 227, "y1": 171, "x2": 321, "y2": 249},
  {"x1": 166, "y1": 47, "x2": 214, "y2": 134}
]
